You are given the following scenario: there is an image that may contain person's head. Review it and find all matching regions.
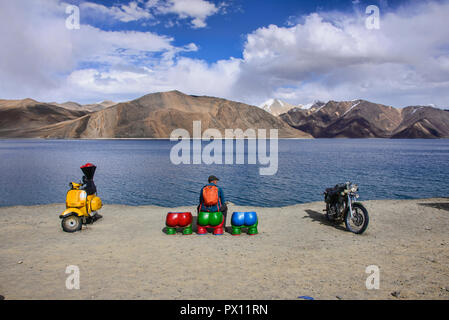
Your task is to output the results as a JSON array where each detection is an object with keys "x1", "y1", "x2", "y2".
[{"x1": 208, "y1": 175, "x2": 219, "y2": 184}]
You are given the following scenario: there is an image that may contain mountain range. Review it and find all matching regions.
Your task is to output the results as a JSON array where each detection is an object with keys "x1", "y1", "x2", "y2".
[
  {"x1": 0, "y1": 92, "x2": 447, "y2": 139},
  {"x1": 279, "y1": 99, "x2": 449, "y2": 138},
  {"x1": 0, "y1": 98, "x2": 89, "y2": 137},
  {"x1": 0, "y1": 91, "x2": 309, "y2": 139},
  {"x1": 50, "y1": 100, "x2": 116, "y2": 112}
]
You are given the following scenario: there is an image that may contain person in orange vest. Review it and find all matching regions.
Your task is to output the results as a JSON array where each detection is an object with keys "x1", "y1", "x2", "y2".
[{"x1": 198, "y1": 175, "x2": 228, "y2": 227}]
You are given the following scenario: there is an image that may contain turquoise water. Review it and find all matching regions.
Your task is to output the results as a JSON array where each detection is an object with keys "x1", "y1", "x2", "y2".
[{"x1": 0, "y1": 139, "x2": 448, "y2": 207}]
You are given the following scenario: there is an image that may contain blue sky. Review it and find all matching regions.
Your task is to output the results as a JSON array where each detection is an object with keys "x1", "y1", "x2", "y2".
[
  {"x1": 78, "y1": 0, "x2": 398, "y2": 62},
  {"x1": 0, "y1": 0, "x2": 448, "y2": 108}
]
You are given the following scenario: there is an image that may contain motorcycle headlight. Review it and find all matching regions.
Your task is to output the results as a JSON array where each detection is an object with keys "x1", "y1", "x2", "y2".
[{"x1": 351, "y1": 184, "x2": 358, "y2": 193}]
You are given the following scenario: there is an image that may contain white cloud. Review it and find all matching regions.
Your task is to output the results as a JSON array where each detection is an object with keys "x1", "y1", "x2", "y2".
[
  {"x1": 66, "y1": 57, "x2": 241, "y2": 101},
  {"x1": 0, "y1": 0, "x2": 196, "y2": 102},
  {"x1": 154, "y1": 0, "x2": 221, "y2": 28},
  {"x1": 1, "y1": 0, "x2": 449, "y2": 109},
  {"x1": 80, "y1": 1, "x2": 152, "y2": 22},
  {"x1": 80, "y1": 0, "x2": 223, "y2": 28},
  {"x1": 231, "y1": 1, "x2": 449, "y2": 107}
]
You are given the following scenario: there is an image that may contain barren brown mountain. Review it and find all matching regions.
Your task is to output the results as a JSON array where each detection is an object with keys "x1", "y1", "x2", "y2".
[
  {"x1": 52, "y1": 100, "x2": 116, "y2": 112},
  {"x1": 2, "y1": 91, "x2": 311, "y2": 139},
  {"x1": 391, "y1": 106, "x2": 449, "y2": 138},
  {"x1": 280, "y1": 100, "x2": 449, "y2": 138},
  {"x1": 0, "y1": 99, "x2": 88, "y2": 138}
]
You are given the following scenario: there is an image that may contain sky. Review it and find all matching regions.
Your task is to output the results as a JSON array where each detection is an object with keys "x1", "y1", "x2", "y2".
[{"x1": 0, "y1": 0, "x2": 449, "y2": 108}]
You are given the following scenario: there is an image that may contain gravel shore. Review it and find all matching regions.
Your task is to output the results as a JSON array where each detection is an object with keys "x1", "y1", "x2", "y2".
[{"x1": 0, "y1": 198, "x2": 448, "y2": 300}]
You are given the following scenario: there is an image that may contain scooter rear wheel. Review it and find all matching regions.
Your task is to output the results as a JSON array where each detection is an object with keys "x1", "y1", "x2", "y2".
[{"x1": 62, "y1": 215, "x2": 82, "y2": 233}]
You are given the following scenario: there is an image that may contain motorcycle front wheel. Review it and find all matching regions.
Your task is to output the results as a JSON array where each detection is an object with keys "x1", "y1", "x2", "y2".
[{"x1": 344, "y1": 203, "x2": 369, "y2": 234}]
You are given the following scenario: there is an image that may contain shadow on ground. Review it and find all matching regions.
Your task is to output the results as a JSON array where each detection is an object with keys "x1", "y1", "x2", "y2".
[
  {"x1": 303, "y1": 209, "x2": 347, "y2": 232},
  {"x1": 418, "y1": 202, "x2": 449, "y2": 212}
]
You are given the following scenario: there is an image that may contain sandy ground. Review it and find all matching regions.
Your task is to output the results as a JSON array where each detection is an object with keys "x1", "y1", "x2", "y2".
[{"x1": 0, "y1": 198, "x2": 448, "y2": 300}]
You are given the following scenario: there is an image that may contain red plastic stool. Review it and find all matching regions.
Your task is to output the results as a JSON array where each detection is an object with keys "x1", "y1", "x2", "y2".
[{"x1": 165, "y1": 212, "x2": 193, "y2": 235}]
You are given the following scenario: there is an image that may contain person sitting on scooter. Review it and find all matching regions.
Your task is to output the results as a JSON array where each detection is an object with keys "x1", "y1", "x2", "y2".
[
  {"x1": 80, "y1": 163, "x2": 102, "y2": 220},
  {"x1": 80, "y1": 163, "x2": 97, "y2": 195},
  {"x1": 82, "y1": 175, "x2": 97, "y2": 195},
  {"x1": 198, "y1": 175, "x2": 228, "y2": 227}
]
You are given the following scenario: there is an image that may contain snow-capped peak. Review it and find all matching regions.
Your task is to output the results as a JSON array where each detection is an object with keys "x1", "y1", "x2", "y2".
[
  {"x1": 301, "y1": 103, "x2": 314, "y2": 110},
  {"x1": 259, "y1": 98, "x2": 296, "y2": 116},
  {"x1": 259, "y1": 99, "x2": 276, "y2": 110},
  {"x1": 298, "y1": 100, "x2": 326, "y2": 110},
  {"x1": 343, "y1": 101, "x2": 362, "y2": 116},
  {"x1": 412, "y1": 106, "x2": 424, "y2": 114}
]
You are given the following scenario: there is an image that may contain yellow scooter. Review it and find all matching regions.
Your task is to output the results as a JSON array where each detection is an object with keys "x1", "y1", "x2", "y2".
[{"x1": 59, "y1": 164, "x2": 103, "y2": 233}]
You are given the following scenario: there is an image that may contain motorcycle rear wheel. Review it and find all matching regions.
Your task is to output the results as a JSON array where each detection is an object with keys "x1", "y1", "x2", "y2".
[{"x1": 344, "y1": 203, "x2": 369, "y2": 234}]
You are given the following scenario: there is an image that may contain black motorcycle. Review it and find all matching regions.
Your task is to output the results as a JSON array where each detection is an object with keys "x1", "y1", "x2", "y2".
[{"x1": 323, "y1": 182, "x2": 369, "y2": 234}]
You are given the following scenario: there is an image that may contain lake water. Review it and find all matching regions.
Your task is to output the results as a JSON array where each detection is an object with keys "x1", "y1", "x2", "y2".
[{"x1": 0, "y1": 139, "x2": 448, "y2": 207}]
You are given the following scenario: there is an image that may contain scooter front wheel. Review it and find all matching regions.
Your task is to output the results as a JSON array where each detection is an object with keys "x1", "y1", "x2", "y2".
[{"x1": 62, "y1": 215, "x2": 82, "y2": 233}]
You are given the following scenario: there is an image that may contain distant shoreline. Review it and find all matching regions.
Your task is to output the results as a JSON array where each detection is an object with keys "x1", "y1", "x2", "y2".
[
  {"x1": 1, "y1": 197, "x2": 447, "y2": 210},
  {"x1": 1, "y1": 137, "x2": 449, "y2": 140},
  {"x1": 0, "y1": 137, "x2": 311, "y2": 140}
]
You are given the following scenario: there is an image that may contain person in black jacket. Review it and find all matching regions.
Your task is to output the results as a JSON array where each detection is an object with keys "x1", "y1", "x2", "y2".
[
  {"x1": 81, "y1": 169, "x2": 101, "y2": 220},
  {"x1": 82, "y1": 175, "x2": 97, "y2": 195}
]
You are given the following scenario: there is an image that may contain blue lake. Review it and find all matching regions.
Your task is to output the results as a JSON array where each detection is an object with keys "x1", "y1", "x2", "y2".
[{"x1": 0, "y1": 139, "x2": 448, "y2": 207}]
